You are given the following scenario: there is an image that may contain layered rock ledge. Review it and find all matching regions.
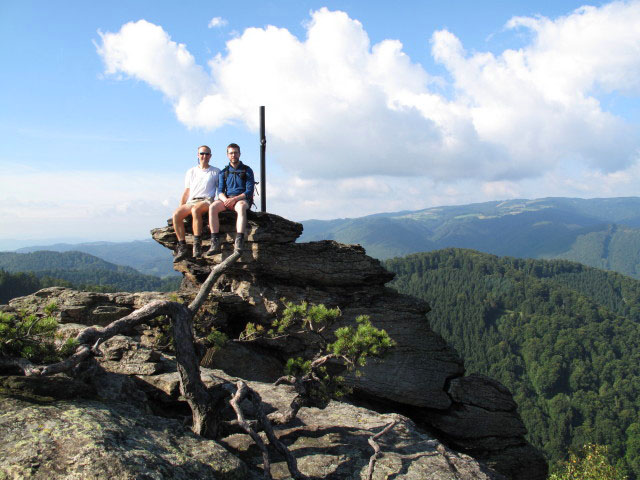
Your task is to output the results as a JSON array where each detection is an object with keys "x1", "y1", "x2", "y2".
[{"x1": 147, "y1": 211, "x2": 548, "y2": 480}]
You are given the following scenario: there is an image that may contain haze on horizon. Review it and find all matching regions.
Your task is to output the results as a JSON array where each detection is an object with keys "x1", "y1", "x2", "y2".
[{"x1": 1, "y1": 0, "x2": 640, "y2": 247}]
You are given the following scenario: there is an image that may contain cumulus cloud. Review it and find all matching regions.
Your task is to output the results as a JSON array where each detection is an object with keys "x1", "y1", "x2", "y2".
[
  {"x1": 97, "y1": 4, "x2": 640, "y2": 186},
  {"x1": 208, "y1": 17, "x2": 228, "y2": 29}
]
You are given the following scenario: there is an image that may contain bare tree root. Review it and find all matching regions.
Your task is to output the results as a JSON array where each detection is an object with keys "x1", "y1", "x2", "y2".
[
  {"x1": 271, "y1": 375, "x2": 306, "y2": 425},
  {"x1": 366, "y1": 420, "x2": 398, "y2": 480},
  {"x1": 0, "y1": 356, "x2": 39, "y2": 376},
  {"x1": 229, "y1": 381, "x2": 273, "y2": 480},
  {"x1": 244, "y1": 383, "x2": 306, "y2": 480},
  {"x1": 271, "y1": 353, "x2": 339, "y2": 425}
]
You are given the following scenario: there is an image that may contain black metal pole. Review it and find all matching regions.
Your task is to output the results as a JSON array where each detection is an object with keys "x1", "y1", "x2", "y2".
[{"x1": 260, "y1": 106, "x2": 266, "y2": 213}]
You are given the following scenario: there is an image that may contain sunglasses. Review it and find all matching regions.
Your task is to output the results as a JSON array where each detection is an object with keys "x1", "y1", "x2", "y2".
[{"x1": 199, "y1": 152, "x2": 211, "y2": 156}]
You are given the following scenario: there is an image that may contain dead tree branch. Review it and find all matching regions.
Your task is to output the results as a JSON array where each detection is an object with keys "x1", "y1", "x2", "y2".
[
  {"x1": 245, "y1": 384, "x2": 306, "y2": 480},
  {"x1": 75, "y1": 300, "x2": 178, "y2": 346},
  {"x1": 189, "y1": 250, "x2": 241, "y2": 313},
  {"x1": 229, "y1": 381, "x2": 272, "y2": 480},
  {"x1": 0, "y1": 356, "x2": 39, "y2": 376},
  {"x1": 366, "y1": 420, "x2": 398, "y2": 480}
]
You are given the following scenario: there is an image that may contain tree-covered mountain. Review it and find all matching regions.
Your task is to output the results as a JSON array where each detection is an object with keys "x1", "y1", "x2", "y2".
[
  {"x1": 0, "y1": 270, "x2": 72, "y2": 304},
  {"x1": 301, "y1": 197, "x2": 640, "y2": 278},
  {"x1": 0, "y1": 251, "x2": 180, "y2": 296},
  {"x1": 15, "y1": 239, "x2": 177, "y2": 278},
  {"x1": 385, "y1": 249, "x2": 640, "y2": 478}
]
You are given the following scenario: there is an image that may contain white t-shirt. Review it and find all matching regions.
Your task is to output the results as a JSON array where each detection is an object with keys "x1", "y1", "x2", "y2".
[{"x1": 185, "y1": 165, "x2": 220, "y2": 201}]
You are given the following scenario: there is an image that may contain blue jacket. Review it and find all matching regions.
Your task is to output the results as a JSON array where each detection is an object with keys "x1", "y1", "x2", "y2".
[{"x1": 220, "y1": 161, "x2": 255, "y2": 204}]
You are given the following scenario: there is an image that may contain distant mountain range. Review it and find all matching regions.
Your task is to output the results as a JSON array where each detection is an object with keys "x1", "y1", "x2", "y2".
[
  {"x1": 7, "y1": 197, "x2": 640, "y2": 281},
  {"x1": 15, "y1": 239, "x2": 177, "y2": 278},
  {"x1": 0, "y1": 251, "x2": 180, "y2": 293},
  {"x1": 300, "y1": 197, "x2": 640, "y2": 279}
]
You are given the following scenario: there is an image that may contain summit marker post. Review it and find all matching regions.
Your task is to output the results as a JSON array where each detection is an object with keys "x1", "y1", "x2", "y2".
[{"x1": 260, "y1": 106, "x2": 266, "y2": 213}]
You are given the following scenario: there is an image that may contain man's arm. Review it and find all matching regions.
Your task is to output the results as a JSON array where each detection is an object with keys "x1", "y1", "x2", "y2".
[
  {"x1": 219, "y1": 168, "x2": 228, "y2": 203},
  {"x1": 180, "y1": 188, "x2": 190, "y2": 206},
  {"x1": 243, "y1": 167, "x2": 255, "y2": 201}
]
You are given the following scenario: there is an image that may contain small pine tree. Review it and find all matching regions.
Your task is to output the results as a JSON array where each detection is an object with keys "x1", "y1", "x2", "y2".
[
  {"x1": 241, "y1": 300, "x2": 395, "y2": 422},
  {"x1": 550, "y1": 444, "x2": 627, "y2": 480},
  {"x1": 0, "y1": 302, "x2": 78, "y2": 364}
]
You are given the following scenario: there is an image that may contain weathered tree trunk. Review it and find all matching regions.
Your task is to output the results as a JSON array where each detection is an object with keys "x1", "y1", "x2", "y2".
[{"x1": 170, "y1": 301, "x2": 223, "y2": 438}]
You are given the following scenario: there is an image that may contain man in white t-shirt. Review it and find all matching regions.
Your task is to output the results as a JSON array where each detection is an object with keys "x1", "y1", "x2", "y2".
[{"x1": 172, "y1": 145, "x2": 220, "y2": 261}]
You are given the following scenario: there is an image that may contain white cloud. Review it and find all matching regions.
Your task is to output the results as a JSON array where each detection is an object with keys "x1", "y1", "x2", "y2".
[
  {"x1": 96, "y1": 4, "x2": 640, "y2": 193},
  {"x1": 208, "y1": 17, "x2": 228, "y2": 29},
  {"x1": 96, "y1": 20, "x2": 209, "y2": 102},
  {"x1": 0, "y1": 168, "x2": 181, "y2": 241}
]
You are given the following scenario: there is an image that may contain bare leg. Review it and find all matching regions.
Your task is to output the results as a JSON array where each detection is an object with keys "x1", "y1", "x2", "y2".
[
  {"x1": 190, "y1": 201, "x2": 210, "y2": 236},
  {"x1": 208, "y1": 200, "x2": 226, "y2": 234},
  {"x1": 172, "y1": 204, "x2": 193, "y2": 241},
  {"x1": 234, "y1": 200, "x2": 249, "y2": 234}
]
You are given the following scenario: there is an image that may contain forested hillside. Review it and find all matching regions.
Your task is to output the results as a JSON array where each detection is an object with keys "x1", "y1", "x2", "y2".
[
  {"x1": 0, "y1": 251, "x2": 180, "y2": 296},
  {"x1": 385, "y1": 249, "x2": 640, "y2": 478},
  {"x1": 301, "y1": 197, "x2": 640, "y2": 279},
  {"x1": 15, "y1": 239, "x2": 177, "y2": 278},
  {"x1": 0, "y1": 270, "x2": 74, "y2": 304}
]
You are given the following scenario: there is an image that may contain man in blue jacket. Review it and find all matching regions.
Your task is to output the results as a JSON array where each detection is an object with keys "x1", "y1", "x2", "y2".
[{"x1": 205, "y1": 143, "x2": 255, "y2": 254}]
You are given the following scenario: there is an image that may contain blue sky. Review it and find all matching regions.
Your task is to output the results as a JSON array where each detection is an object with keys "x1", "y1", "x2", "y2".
[{"x1": 1, "y1": 0, "x2": 639, "y2": 248}]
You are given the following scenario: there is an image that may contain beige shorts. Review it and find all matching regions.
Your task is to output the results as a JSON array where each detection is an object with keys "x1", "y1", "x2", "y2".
[{"x1": 187, "y1": 196, "x2": 213, "y2": 205}]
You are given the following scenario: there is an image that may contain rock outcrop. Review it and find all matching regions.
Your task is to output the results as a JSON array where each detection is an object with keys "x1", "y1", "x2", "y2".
[
  {"x1": 147, "y1": 211, "x2": 548, "y2": 479},
  {"x1": 5, "y1": 287, "x2": 167, "y2": 326},
  {"x1": 0, "y1": 376, "x2": 247, "y2": 480},
  {"x1": 0, "y1": 211, "x2": 547, "y2": 479},
  {"x1": 0, "y1": 336, "x2": 505, "y2": 479}
]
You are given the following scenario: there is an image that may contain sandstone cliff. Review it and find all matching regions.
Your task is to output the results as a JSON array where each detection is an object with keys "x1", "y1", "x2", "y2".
[{"x1": 0, "y1": 211, "x2": 547, "y2": 479}]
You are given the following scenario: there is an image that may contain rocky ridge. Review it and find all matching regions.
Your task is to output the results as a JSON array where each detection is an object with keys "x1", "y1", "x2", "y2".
[
  {"x1": 149, "y1": 211, "x2": 548, "y2": 479},
  {"x1": 0, "y1": 211, "x2": 547, "y2": 479}
]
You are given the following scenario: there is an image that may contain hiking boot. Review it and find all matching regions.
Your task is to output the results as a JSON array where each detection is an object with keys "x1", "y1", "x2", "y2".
[
  {"x1": 193, "y1": 236, "x2": 203, "y2": 259},
  {"x1": 234, "y1": 233, "x2": 245, "y2": 252},
  {"x1": 204, "y1": 234, "x2": 222, "y2": 257},
  {"x1": 174, "y1": 243, "x2": 188, "y2": 262}
]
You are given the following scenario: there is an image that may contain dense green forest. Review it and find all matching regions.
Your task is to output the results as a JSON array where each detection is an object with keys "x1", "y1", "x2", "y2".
[
  {"x1": 0, "y1": 270, "x2": 71, "y2": 304},
  {"x1": 385, "y1": 249, "x2": 640, "y2": 478},
  {"x1": 0, "y1": 251, "x2": 180, "y2": 300}
]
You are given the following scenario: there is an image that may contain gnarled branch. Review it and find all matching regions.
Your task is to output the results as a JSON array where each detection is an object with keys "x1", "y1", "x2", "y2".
[
  {"x1": 245, "y1": 384, "x2": 306, "y2": 480},
  {"x1": 189, "y1": 250, "x2": 241, "y2": 313},
  {"x1": 366, "y1": 420, "x2": 398, "y2": 480},
  {"x1": 229, "y1": 381, "x2": 272, "y2": 480},
  {"x1": 7, "y1": 251, "x2": 243, "y2": 440}
]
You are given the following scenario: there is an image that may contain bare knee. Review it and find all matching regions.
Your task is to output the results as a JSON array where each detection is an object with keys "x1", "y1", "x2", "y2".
[
  {"x1": 173, "y1": 207, "x2": 188, "y2": 223},
  {"x1": 235, "y1": 201, "x2": 248, "y2": 214}
]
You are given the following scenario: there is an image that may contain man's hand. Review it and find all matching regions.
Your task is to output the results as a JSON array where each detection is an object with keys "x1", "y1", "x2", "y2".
[{"x1": 223, "y1": 196, "x2": 238, "y2": 208}]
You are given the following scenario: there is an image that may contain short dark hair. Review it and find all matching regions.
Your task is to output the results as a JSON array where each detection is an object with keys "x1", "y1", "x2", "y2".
[{"x1": 227, "y1": 143, "x2": 240, "y2": 153}]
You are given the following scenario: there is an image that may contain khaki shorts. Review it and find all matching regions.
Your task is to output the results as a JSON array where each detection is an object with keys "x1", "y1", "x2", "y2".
[{"x1": 187, "y1": 196, "x2": 213, "y2": 205}]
